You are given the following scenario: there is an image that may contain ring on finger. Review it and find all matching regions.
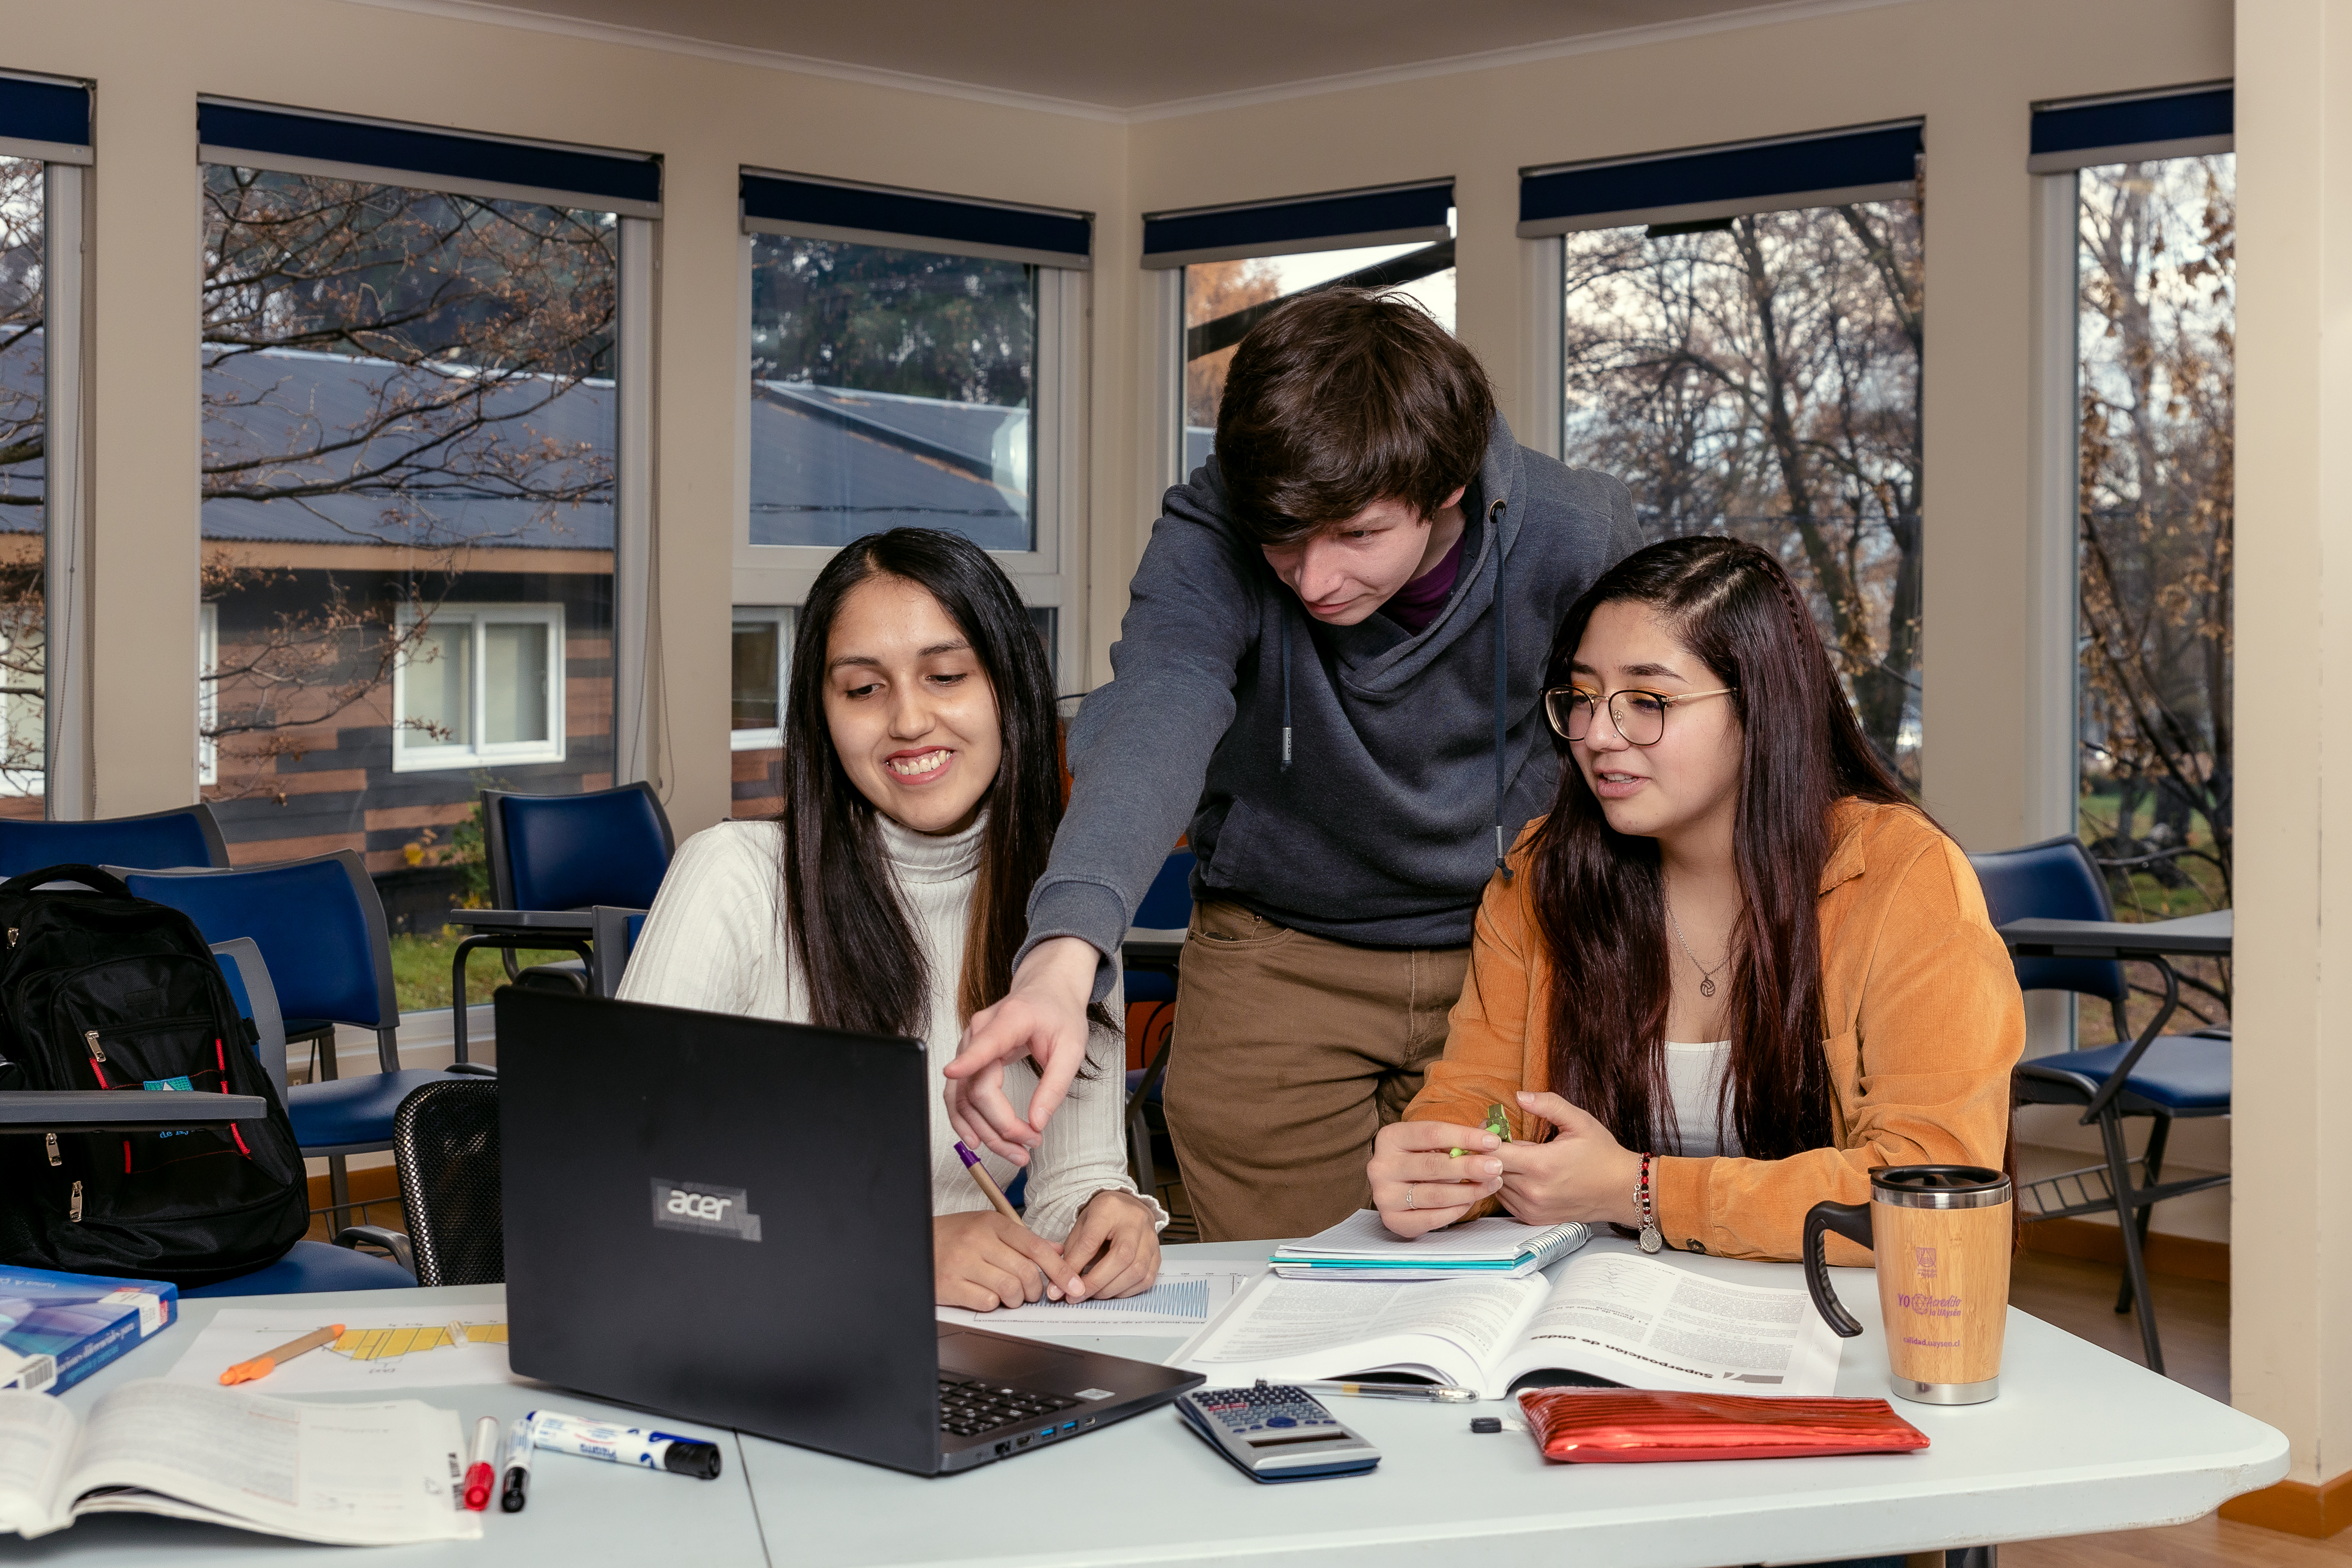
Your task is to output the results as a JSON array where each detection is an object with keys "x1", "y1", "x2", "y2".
[{"x1": 1405, "y1": 1184, "x2": 1416, "y2": 1211}]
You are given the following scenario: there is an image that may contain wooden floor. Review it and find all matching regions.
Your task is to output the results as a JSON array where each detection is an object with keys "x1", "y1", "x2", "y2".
[{"x1": 1999, "y1": 1252, "x2": 2338, "y2": 1566}]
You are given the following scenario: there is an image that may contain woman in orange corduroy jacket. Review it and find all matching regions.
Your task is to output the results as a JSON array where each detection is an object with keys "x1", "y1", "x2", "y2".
[{"x1": 1368, "y1": 536, "x2": 2023, "y2": 1263}]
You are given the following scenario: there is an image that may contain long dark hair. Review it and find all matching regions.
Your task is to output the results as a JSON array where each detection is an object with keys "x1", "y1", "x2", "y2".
[
  {"x1": 777, "y1": 529, "x2": 1063, "y2": 1039},
  {"x1": 1527, "y1": 537, "x2": 1911, "y2": 1159}
]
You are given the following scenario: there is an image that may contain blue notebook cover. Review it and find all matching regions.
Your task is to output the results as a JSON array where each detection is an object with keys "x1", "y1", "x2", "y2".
[{"x1": 0, "y1": 1265, "x2": 179, "y2": 1396}]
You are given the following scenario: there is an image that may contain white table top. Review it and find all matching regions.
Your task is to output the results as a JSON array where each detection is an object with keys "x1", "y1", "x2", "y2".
[{"x1": 0, "y1": 1242, "x2": 2287, "y2": 1567}]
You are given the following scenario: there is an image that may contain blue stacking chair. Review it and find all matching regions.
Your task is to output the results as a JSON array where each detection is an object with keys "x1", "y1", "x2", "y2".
[
  {"x1": 116, "y1": 851, "x2": 487, "y2": 1236},
  {"x1": 442, "y1": 785, "x2": 675, "y2": 1055},
  {"x1": 1123, "y1": 850, "x2": 1195, "y2": 1203},
  {"x1": 0, "y1": 804, "x2": 228, "y2": 878},
  {"x1": 183, "y1": 938, "x2": 416, "y2": 1296},
  {"x1": 487, "y1": 781, "x2": 673, "y2": 914},
  {"x1": 1970, "y1": 834, "x2": 2230, "y2": 1375}
]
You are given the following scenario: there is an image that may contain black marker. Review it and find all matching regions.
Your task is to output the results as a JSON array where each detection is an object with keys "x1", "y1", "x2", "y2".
[{"x1": 500, "y1": 1417, "x2": 532, "y2": 1512}]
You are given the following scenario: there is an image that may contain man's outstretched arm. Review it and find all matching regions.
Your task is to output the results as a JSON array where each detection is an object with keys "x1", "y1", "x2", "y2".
[{"x1": 945, "y1": 500, "x2": 1252, "y2": 1159}]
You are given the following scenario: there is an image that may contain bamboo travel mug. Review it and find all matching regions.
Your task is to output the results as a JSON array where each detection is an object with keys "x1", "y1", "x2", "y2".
[{"x1": 1802, "y1": 1165, "x2": 2013, "y2": 1406}]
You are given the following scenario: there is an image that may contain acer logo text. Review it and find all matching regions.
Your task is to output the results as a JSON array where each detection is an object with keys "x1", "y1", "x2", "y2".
[{"x1": 647, "y1": 1178, "x2": 762, "y2": 1242}]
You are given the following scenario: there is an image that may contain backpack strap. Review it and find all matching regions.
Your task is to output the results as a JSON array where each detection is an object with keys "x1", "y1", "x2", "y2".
[{"x1": 0, "y1": 864, "x2": 136, "y2": 898}]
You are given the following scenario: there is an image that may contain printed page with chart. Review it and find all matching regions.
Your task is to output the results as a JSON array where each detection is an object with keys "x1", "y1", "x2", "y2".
[
  {"x1": 937, "y1": 1261, "x2": 1265, "y2": 1338},
  {"x1": 0, "y1": 1381, "x2": 479, "y2": 1544},
  {"x1": 1171, "y1": 1243, "x2": 1842, "y2": 1398},
  {"x1": 165, "y1": 1308, "x2": 519, "y2": 1392}
]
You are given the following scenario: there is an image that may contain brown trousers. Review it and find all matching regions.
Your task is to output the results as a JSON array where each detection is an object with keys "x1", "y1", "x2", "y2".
[{"x1": 1162, "y1": 900, "x2": 1471, "y2": 1242}]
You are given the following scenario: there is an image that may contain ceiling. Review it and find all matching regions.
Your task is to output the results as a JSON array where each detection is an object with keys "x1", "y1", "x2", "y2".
[{"x1": 458, "y1": 0, "x2": 1834, "y2": 112}]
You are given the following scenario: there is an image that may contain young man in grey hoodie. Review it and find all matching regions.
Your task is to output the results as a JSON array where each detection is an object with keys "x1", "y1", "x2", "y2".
[{"x1": 946, "y1": 289, "x2": 1640, "y2": 1246}]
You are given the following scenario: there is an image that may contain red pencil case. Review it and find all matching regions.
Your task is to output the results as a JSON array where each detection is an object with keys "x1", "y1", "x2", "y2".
[{"x1": 1517, "y1": 1389, "x2": 1930, "y2": 1463}]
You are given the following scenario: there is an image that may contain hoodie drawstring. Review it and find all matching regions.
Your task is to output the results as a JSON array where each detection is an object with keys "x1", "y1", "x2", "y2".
[
  {"x1": 1490, "y1": 499, "x2": 1511, "y2": 875},
  {"x1": 1279, "y1": 610, "x2": 1293, "y2": 771}
]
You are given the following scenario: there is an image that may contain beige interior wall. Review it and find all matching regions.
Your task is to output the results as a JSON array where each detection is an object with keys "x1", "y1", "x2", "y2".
[
  {"x1": 2231, "y1": 0, "x2": 2351, "y2": 1495},
  {"x1": 9, "y1": 0, "x2": 1124, "y2": 838}
]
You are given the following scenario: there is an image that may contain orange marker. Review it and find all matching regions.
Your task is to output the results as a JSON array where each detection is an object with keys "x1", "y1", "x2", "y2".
[{"x1": 220, "y1": 1323, "x2": 344, "y2": 1386}]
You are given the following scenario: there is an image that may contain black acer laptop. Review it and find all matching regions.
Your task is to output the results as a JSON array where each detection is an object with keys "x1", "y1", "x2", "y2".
[{"x1": 496, "y1": 988, "x2": 1202, "y2": 1477}]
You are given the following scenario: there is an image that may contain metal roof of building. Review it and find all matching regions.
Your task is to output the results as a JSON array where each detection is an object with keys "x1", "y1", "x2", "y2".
[{"x1": 0, "y1": 336, "x2": 1033, "y2": 553}]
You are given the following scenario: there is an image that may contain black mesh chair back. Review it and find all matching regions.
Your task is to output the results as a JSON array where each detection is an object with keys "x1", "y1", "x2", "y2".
[{"x1": 392, "y1": 1077, "x2": 502, "y2": 1288}]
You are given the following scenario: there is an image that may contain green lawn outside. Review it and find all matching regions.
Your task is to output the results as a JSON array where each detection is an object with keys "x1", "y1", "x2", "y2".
[
  {"x1": 389, "y1": 928, "x2": 584, "y2": 1015},
  {"x1": 2072, "y1": 788, "x2": 2231, "y2": 1045}
]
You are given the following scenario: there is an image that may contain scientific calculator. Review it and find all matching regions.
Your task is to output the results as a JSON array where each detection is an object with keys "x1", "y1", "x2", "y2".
[{"x1": 1175, "y1": 1383, "x2": 1381, "y2": 1482}]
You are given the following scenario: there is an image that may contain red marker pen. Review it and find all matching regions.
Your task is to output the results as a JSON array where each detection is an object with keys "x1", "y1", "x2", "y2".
[{"x1": 463, "y1": 1416, "x2": 499, "y2": 1511}]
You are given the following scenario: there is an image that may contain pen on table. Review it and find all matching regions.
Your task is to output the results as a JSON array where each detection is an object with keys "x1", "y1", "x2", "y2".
[
  {"x1": 500, "y1": 1416, "x2": 533, "y2": 1513},
  {"x1": 952, "y1": 1139, "x2": 1076, "y2": 1302},
  {"x1": 219, "y1": 1323, "x2": 343, "y2": 1386},
  {"x1": 1294, "y1": 1379, "x2": 1478, "y2": 1403},
  {"x1": 463, "y1": 1416, "x2": 500, "y2": 1511}
]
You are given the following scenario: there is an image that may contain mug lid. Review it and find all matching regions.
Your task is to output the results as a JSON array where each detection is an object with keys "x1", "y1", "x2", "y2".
[{"x1": 1870, "y1": 1164, "x2": 2010, "y2": 1209}]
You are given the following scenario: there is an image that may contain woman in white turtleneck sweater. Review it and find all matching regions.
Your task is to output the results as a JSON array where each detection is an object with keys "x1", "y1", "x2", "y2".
[{"x1": 619, "y1": 530, "x2": 1162, "y2": 1312}]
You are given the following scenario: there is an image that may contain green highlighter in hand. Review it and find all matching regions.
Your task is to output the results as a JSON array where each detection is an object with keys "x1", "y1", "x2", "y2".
[{"x1": 1451, "y1": 1104, "x2": 1512, "y2": 1159}]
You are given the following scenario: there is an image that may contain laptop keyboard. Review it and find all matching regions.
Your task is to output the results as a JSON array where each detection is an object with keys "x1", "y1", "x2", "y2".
[{"x1": 938, "y1": 1375, "x2": 1081, "y2": 1439}]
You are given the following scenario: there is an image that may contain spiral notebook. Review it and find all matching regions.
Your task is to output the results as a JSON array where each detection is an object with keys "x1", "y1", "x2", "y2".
[{"x1": 1271, "y1": 1211, "x2": 1591, "y2": 1280}]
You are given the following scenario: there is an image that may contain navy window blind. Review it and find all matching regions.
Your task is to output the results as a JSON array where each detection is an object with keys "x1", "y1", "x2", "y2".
[
  {"x1": 740, "y1": 171, "x2": 1090, "y2": 269},
  {"x1": 0, "y1": 72, "x2": 91, "y2": 161},
  {"x1": 2027, "y1": 85, "x2": 2231, "y2": 174},
  {"x1": 1519, "y1": 122, "x2": 1920, "y2": 238},
  {"x1": 1142, "y1": 180, "x2": 1452, "y2": 270},
  {"x1": 198, "y1": 99, "x2": 660, "y2": 215}
]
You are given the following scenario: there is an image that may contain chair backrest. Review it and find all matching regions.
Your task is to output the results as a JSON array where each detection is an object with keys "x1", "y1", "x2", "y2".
[
  {"x1": 589, "y1": 905, "x2": 648, "y2": 998},
  {"x1": 209, "y1": 936, "x2": 289, "y2": 1104},
  {"x1": 1966, "y1": 834, "x2": 2127, "y2": 1001},
  {"x1": 391, "y1": 1077, "x2": 502, "y2": 1288},
  {"x1": 1134, "y1": 848, "x2": 1198, "y2": 930},
  {"x1": 120, "y1": 851, "x2": 399, "y2": 1033},
  {"x1": 484, "y1": 783, "x2": 674, "y2": 912},
  {"x1": 0, "y1": 804, "x2": 228, "y2": 880}
]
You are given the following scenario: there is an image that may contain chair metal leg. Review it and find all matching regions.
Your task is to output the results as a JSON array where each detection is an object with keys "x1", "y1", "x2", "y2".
[
  {"x1": 2116, "y1": 1116, "x2": 2171, "y2": 1315},
  {"x1": 328, "y1": 1152, "x2": 352, "y2": 1236},
  {"x1": 1946, "y1": 1548, "x2": 1997, "y2": 1568},
  {"x1": 2096, "y1": 1108, "x2": 2164, "y2": 1374}
]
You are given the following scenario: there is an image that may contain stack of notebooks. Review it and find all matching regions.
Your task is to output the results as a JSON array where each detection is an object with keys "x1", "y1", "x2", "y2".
[{"x1": 1272, "y1": 1211, "x2": 1591, "y2": 1281}]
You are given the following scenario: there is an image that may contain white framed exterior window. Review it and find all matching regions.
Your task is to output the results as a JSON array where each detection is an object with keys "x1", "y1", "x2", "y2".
[
  {"x1": 393, "y1": 603, "x2": 566, "y2": 772},
  {"x1": 732, "y1": 172, "x2": 1090, "y2": 687},
  {"x1": 730, "y1": 606, "x2": 793, "y2": 751}
]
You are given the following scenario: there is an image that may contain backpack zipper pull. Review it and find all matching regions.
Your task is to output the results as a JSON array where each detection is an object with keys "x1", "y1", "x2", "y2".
[
  {"x1": 83, "y1": 1029, "x2": 106, "y2": 1064},
  {"x1": 43, "y1": 1132, "x2": 58, "y2": 1166},
  {"x1": 68, "y1": 1180, "x2": 82, "y2": 1222}
]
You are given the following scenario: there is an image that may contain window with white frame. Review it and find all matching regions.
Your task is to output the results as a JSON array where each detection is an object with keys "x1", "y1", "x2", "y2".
[
  {"x1": 195, "y1": 98, "x2": 655, "y2": 872},
  {"x1": 731, "y1": 606, "x2": 792, "y2": 751},
  {"x1": 1525, "y1": 126, "x2": 1925, "y2": 785},
  {"x1": 0, "y1": 72, "x2": 86, "y2": 811},
  {"x1": 733, "y1": 172, "x2": 1089, "y2": 815},
  {"x1": 2023, "y1": 85, "x2": 2235, "y2": 1047},
  {"x1": 1146, "y1": 182, "x2": 1457, "y2": 480},
  {"x1": 393, "y1": 604, "x2": 566, "y2": 771}
]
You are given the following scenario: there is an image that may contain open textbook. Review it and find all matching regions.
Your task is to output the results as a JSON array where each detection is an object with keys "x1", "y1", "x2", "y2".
[
  {"x1": 1172, "y1": 1243, "x2": 1843, "y2": 1399},
  {"x1": 0, "y1": 1380, "x2": 480, "y2": 1544}
]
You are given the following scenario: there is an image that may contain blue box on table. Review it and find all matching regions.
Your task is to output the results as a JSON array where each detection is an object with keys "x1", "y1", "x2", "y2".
[{"x1": 0, "y1": 1265, "x2": 178, "y2": 1395}]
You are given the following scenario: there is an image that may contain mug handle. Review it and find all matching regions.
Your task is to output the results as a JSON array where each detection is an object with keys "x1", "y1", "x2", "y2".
[{"x1": 1803, "y1": 1200, "x2": 1875, "y2": 1338}]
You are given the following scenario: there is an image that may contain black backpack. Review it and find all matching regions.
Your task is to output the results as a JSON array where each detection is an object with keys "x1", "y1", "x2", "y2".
[{"x1": 0, "y1": 864, "x2": 309, "y2": 1286}]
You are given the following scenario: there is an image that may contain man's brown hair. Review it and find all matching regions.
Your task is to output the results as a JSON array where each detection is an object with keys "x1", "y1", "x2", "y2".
[{"x1": 1214, "y1": 288, "x2": 1496, "y2": 546}]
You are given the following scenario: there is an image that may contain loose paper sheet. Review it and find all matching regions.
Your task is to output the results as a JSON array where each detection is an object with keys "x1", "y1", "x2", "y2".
[
  {"x1": 936, "y1": 1261, "x2": 1264, "y2": 1338},
  {"x1": 165, "y1": 1308, "x2": 522, "y2": 1393}
]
